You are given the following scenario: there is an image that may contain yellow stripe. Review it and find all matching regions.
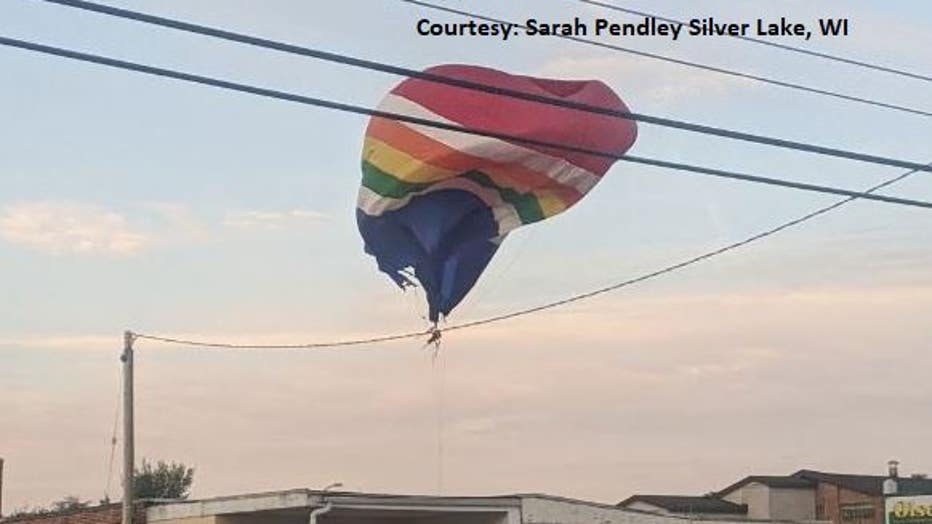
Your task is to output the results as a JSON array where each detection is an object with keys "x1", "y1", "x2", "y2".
[
  {"x1": 363, "y1": 136, "x2": 574, "y2": 213},
  {"x1": 363, "y1": 136, "x2": 455, "y2": 183},
  {"x1": 537, "y1": 193, "x2": 568, "y2": 216}
]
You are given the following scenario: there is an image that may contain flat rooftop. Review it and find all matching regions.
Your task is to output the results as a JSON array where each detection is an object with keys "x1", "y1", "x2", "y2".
[{"x1": 146, "y1": 489, "x2": 816, "y2": 524}]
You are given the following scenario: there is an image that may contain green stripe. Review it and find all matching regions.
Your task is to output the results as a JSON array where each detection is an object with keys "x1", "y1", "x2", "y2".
[
  {"x1": 361, "y1": 160, "x2": 545, "y2": 223},
  {"x1": 461, "y1": 171, "x2": 545, "y2": 223},
  {"x1": 361, "y1": 159, "x2": 430, "y2": 199}
]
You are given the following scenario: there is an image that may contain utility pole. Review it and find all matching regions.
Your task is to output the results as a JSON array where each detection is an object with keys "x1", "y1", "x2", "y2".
[
  {"x1": 1, "y1": 456, "x2": 5, "y2": 518},
  {"x1": 121, "y1": 331, "x2": 135, "y2": 524}
]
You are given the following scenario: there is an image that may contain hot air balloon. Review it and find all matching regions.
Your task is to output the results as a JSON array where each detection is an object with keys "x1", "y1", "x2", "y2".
[{"x1": 357, "y1": 64, "x2": 637, "y2": 322}]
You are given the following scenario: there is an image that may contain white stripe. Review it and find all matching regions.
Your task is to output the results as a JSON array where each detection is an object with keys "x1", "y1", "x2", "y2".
[
  {"x1": 357, "y1": 180, "x2": 523, "y2": 236},
  {"x1": 377, "y1": 94, "x2": 602, "y2": 194}
]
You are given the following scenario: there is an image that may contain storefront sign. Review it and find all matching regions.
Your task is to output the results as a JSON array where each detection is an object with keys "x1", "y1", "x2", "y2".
[{"x1": 887, "y1": 496, "x2": 932, "y2": 524}]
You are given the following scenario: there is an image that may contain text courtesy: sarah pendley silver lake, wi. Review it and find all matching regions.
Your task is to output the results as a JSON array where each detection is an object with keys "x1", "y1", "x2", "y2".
[{"x1": 415, "y1": 16, "x2": 850, "y2": 42}]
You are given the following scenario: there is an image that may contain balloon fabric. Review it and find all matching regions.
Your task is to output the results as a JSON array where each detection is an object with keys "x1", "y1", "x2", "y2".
[{"x1": 357, "y1": 64, "x2": 637, "y2": 322}]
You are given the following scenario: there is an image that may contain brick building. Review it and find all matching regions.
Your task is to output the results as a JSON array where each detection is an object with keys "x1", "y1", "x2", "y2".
[
  {"x1": 620, "y1": 469, "x2": 932, "y2": 524},
  {"x1": 794, "y1": 470, "x2": 932, "y2": 524},
  {"x1": 0, "y1": 503, "x2": 145, "y2": 524}
]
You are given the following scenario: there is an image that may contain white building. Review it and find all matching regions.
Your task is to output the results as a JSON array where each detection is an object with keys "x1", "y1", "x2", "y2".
[{"x1": 146, "y1": 490, "x2": 814, "y2": 524}]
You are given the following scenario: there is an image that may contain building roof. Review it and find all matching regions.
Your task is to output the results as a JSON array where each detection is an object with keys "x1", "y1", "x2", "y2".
[
  {"x1": 793, "y1": 470, "x2": 932, "y2": 496},
  {"x1": 145, "y1": 489, "x2": 523, "y2": 522},
  {"x1": 619, "y1": 495, "x2": 748, "y2": 515},
  {"x1": 716, "y1": 476, "x2": 815, "y2": 496}
]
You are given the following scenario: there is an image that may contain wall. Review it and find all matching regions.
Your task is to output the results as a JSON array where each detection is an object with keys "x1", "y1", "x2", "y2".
[
  {"x1": 521, "y1": 496, "x2": 767, "y2": 524},
  {"x1": 0, "y1": 504, "x2": 146, "y2": 524},
  {"x1": 621, "y1": 503, "x2": 670, "y2": 515},
  {"x1": 721, "y1": 483, "x2": 771, "y2": 520},
  {"x1": 769, "y1": 489, "x2": 816, "y2": 522},
  {"x1": 815, "y1": 483, "x2": 882, "y2": 524}
]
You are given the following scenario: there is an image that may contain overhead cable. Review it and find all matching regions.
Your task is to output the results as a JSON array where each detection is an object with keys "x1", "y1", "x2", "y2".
[
  {"x1": 37, "y1": 0, "x2": 932, "y2": 172},
  {"x1": 399, "y1": 0, "x2": 932, "y2": 118},
  {"x1": 2, "y1": 35, "x2": 931, "y2": 209},
  {"x1": 132, "y1": 329, "x2": 431, "y2": 349},
  {"x1": 442, "y1": 163, "x2": 927, "y2": 334},
  {"x1": 131, "y1": 161, "x2": 928, "y2": 350},
  {"x1": 3, "y1": 36, "x2": 930, "y2": 347},
  {"x1": 579, "y1": 0, "x2": 932, "y2": 83}
]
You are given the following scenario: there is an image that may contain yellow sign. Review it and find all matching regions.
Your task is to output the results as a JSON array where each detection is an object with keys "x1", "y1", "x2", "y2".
[{"x1": 887, "y1": 496, "x2": 932, "y2": 524}]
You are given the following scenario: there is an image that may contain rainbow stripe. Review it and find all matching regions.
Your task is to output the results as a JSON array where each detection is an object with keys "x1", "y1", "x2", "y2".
[{"x1": 357, "y1": 64, "x2": 637, "y2": 321}]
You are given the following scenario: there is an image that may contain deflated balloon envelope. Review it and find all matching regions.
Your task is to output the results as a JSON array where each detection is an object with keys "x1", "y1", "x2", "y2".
[{"x1": 356, "y1": 64, "x2": 637, "y2": 322}]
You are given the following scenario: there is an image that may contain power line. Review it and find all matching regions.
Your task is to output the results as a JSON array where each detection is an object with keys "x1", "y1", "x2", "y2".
[
  {"x1": 2, "y1": 35, "x2": 931, "y2": 209},
  {"x1": 133, "y1": 330, "x2": 431, "y2": 350},
  {"x1": 131, "y1": 162, "x2": 927, "y2": 350},
  {"x1": 2, "y1": 37, "x2": 930, "y2": 347},
  {"x1": 37, "y1": 0, "x2": 932, "y2": 173},
  {"x1": 400, "y1": 0, "x2": 932, "y2": 119},
  {"x1": 443, "y1": 164, "x2": 926, "y2": 334},
  {"x1": 580, "y1": 0, "x2": 932, "y2": 83}
]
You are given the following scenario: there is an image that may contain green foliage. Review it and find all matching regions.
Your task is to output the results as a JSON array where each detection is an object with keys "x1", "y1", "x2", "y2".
[
  {"x1": 50, "y1": 496, "x2": 90, "y2": 512},
  {"x1": 8, "y1": 496, "x2": 90, "y2": 518},
  {"x1": 133, "y1": 459, "x2": 194, "y2": 500},
  {"x1": 4, "y1": 460, "x2": 193, "y2": 518}
]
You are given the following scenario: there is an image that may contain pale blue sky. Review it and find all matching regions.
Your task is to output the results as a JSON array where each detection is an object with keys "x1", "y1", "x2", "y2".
[{"x1": 1, "y1": 0, "x2": 930, "y2": 512}]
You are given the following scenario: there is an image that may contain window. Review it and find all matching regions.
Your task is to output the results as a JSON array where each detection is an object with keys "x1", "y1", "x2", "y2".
[{"x1": 840, "y1": 503, "x2": 876, "y2": 522}]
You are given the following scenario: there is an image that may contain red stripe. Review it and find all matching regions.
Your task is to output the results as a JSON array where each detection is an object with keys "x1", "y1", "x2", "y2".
[
  {"x1": 390, "y1": 64, "x2": 637, "y2": 175},
  {"x1": 366, "y1": 117, "x2": 583, "y2": 204}
]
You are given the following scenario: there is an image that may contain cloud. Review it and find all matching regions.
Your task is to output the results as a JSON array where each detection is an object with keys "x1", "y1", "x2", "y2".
[
  {"x1": 0, "y1": 201, "x2": 147, "y2": 255},
  {"x1": 222, "y1": 209, "x2": 329, "y2": 230},
  {"x1": 0, "y1": 200, "x2": 215, "y2": 256}
]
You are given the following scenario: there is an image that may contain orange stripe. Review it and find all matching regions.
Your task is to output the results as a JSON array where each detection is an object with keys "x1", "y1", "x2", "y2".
[
  {"x1": 366, "y1": 117, "x2": 583, "y2": 204},
  {"x1": 364, "y1": 136, "x2": 576, "y2": 217}
]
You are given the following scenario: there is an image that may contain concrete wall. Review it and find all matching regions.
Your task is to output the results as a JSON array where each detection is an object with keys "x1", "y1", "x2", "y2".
[
  {"x1": 410, "y1": 514, "x2": 510, "y2": 524},
  {"x1": 521, "y1": 496, "x2": 760, "y2": 524},
  {"x1": 165, "y1": 518, "x2": 214, "y2": 524},
  {"x1": 621, "y1": 503, "x2": 669, "y2": 515},
  {"x1": 721, "y1": 483, "x2": 815, "y2": 521},
  {"x1": 158, "y1": 509, "x2": 511, "y2": 524},
  {"x1": 146, "y1": 492, "x2": 822, "y2": 524},
  {"x1": 769, "y1": 489, "x2": 815, "y2": 522},
  {"x1": 722, "y1": 483, "x2": 771, "y2": 520},
  {"x1": 148, "y1": 491, "x2": 519, "y2": 524}
]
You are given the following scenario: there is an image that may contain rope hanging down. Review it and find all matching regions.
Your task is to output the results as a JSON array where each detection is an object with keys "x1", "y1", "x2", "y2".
[
  {"x1": 130, "y1": 162, "x2": 927, "y2": 350},
  {"x1": 37, "y1": 0, "x2": 932, "y2": 171},
  {"x1": 400, "y1": 0, "x2": 932, "y2": 118},
  {"x1": 1, "y1": 35, "x2": 931, "y2": 210},
  {"x1": 579, "y1": 0, "x2": 932, "y2": 83}
]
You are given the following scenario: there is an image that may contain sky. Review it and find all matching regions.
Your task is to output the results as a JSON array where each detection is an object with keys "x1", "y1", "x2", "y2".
[{"x1": 1, "y1": 0, "x2": 931, "y2": 512}]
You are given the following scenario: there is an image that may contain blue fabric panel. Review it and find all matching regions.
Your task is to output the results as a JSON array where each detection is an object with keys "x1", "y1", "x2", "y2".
[{"x1": 357, "y1": 190, "x2": 500, "y2": 322}]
